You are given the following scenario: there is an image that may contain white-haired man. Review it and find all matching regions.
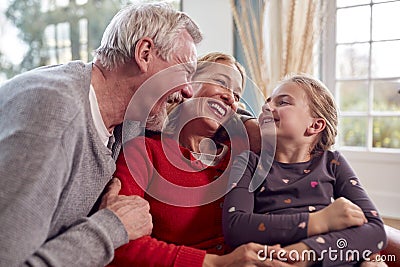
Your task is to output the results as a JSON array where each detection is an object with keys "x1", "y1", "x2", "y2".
[{"x1": 0, "y1": 2, "x2": 201, "y2": 266}]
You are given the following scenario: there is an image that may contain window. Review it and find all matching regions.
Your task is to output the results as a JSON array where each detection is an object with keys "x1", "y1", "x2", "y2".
[
  {"x1": 324, "y1": 0, "x2": 400, "y2": 151},
  {"x1": 0, "y1": 0, "x2": 181, "y2": 82}
]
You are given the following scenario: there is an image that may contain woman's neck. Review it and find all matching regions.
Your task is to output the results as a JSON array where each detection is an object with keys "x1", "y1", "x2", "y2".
[{"x1": 179, "y1": 123, "x2": 219, "y2": 153}]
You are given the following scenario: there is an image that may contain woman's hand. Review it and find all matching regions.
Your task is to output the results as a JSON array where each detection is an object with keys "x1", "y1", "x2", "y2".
[
  {"x1": 203, "y1": 243, "x2": 295, "y2": 267},
  {"x1": 308, "y1": 197, "x2": 367, "y2": 236}
]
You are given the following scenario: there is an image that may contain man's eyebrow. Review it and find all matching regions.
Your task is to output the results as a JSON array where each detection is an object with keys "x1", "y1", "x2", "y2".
[{"x1": 186, "y1": 62, "x2": 196, "y2": 74}]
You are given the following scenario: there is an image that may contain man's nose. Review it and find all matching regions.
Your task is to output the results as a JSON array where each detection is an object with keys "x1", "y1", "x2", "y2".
[{"x1": 181, "y1": 83, "x2": 193, "y2": 99}]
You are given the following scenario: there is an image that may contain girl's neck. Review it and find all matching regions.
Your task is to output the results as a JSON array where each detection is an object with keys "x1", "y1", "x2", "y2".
[{"x1": 275, "y1": 144, "x2": 312, "y2": 164}]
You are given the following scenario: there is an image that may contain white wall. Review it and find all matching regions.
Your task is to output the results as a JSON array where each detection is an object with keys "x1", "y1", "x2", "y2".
[
  {"x1": 340, "y1": 150, "x2": 400, "y2": 219},
  {"x1": 181, "y1": 0, "x2": 233, "y2": 56}
]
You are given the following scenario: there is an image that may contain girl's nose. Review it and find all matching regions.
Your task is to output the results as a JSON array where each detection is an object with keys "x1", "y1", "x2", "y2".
[{"x1": 262, "y1": 102, "x2": 274, "y2": 113}]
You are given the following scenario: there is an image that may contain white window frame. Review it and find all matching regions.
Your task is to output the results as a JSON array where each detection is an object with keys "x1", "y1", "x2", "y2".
[
  {"x1": 321, "y1": 0, "x2": 400, "y2": 219},
  {"x1": 322, "y1": 0, "x2": 400, "y2": 153}
]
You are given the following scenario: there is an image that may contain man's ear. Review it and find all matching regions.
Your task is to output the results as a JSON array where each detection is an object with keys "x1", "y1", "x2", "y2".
[
  {"x1": 134, "y1": 37, "x2": 154, "y2": 73},
  {"x1": 307, "y1": 118, "x2": 326, "y2": 135}
]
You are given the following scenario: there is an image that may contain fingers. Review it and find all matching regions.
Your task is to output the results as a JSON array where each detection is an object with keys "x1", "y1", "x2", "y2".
[
  {"x1": 243, "y1": 243, "x2": 292, "y2": 267},
  {"x1": 98, "y1": 178, "x2": 153, "y2": 240},
  {"x1": 109, "y1": 196, "x2": 152, "y2": 240},
  {"x1": 104, "y1": 177, "x2": 122, "y2": 196},
  {"x1": 338, "y1": 197, "x2": 367, "y2": 224}
]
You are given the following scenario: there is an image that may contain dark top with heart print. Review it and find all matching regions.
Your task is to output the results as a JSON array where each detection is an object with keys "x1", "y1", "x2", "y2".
[{"x1": 223, "y1": 150, "x2": 387, "y2": 267}]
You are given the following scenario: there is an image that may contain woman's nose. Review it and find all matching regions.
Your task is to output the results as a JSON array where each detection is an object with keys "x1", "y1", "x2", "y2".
[{"x1": 221, "y1": 91, "x2": 235, "y2": 106}]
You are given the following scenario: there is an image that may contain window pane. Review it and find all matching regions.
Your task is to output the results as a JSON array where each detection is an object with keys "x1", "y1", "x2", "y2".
[
  {"x1": 336, "y1": 43, "x2": 370, "y2": 79},
  {"x1": 373, "y1": 117, "x2": 400, "y2": 148},
  {"x1": 371, "y1": 41, "x2": 400, "y2": 78},
  {"x1": 372, "y1": 1, "x2": 400, "y2": 40},
  {"x1": 57, "y1": 22, "x2": 71, "y2": 48},
  {"x1": 56, "y1": 0, "x2": 69, "y2": 8},
  {"x1": 337, "y1": 81, "x2": 369, "y2": 111},
  {"x1": 373, "y1": 0, "x2": 396, "y2": 3},
  {"x1": 57, "y1": 47, "x2": 71, "y2": 63},
  {"x1": 339, "y1": 117, "x2": 368, "y2": 147},
  {"x1": 336, "y1": 6, "x2": 370, "y2": 43},
  {"x1": 373, "y1": 79, "x2": 400, "y2": 111},
  {"x1": 44, "y1": 25, "x2": 56, "y2": 47},
  {"x1": 337, "y1": 0, "x2": 370, "y2": 8},
  {"x1": 48, "y1": 48, "x2": 57, "y2": 65},
  {"x1": 76, "y1": 0, "x2": 88, "y2": 5},
  {"x1": 79, "y1": 19, "x2": 88, "y2": 44}
]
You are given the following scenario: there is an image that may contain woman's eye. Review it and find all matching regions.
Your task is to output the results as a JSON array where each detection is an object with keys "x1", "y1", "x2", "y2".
[
  {"x1": 214, "y1": 79, "x2": 227, "y2": 87},
  {"x1": 233, "y1": 93, "x2": 241, "y2": 102}
]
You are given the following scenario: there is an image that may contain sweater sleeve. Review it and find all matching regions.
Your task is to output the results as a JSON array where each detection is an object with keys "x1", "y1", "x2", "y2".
[
  {"x1": 301, "y1": 152, "x2": 387, "y2": 266},
  {"x1": 108, "y1": 140, "x2": 206, "y2": 267},
  {"x1": 223, "y1": 151, "x2": 309, "y2": 248},
  {"x1": 0, "y1": 89, "x2": 127, "y2": 267}
]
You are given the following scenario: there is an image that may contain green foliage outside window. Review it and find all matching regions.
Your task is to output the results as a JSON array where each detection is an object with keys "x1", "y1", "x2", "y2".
[{"x1": 0, "y1": 0, "x2": 180, "y2": 79}]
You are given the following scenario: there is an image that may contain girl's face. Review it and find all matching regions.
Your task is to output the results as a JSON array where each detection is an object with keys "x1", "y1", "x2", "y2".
[
  {"x1": 259, "y1": 82, "x2": 315, "y2": 145},
  {"x1": 181, "y1": 59, "x2": 243, "y2": 133}
]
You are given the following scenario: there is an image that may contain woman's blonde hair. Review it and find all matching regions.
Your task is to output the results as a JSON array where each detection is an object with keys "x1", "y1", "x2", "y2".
[
  {"x1": 194, "y1": 52, "x2": 246, "y2": 90},
  {"x1": 280, "y1": 73, "x2": 338, "y2": 152}
]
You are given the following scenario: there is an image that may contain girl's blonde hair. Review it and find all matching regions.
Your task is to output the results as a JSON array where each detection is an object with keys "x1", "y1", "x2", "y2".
[{"x1": 281, "y1": 73, "x2": 338, "y2": 152}]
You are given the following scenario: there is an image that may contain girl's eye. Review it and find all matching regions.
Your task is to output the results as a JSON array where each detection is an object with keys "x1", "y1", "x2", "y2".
[{"x1": 278, "y1": 100, "x2": 289, "y2": 105}]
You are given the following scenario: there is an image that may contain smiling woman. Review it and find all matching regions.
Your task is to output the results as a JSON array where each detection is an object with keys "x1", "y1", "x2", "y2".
[{"x1": 106, "y1": 52, "x2": 288, "y2": 267}]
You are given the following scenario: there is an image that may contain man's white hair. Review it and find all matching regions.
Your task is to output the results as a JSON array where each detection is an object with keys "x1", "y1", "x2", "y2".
[{"x1": 94, "y1": 2, "x2": 202, "y2": 70}]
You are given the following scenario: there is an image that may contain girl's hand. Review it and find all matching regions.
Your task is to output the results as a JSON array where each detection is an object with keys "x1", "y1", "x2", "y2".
[
  {"x1": 308, "y1": 197, "x2": 367, "y2": 236},
  {"x1": 203, "y1": 243, "x2": 295, "y2": 267}
]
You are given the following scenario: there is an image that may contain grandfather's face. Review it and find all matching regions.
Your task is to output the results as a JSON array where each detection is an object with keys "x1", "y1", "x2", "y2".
[{"x1": 126, "y1": 29, "x2": 197, "y2": 131}]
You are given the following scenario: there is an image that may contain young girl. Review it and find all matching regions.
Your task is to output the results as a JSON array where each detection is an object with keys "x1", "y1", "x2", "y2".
[{"x1": 222, "y1": 73, "x2": 387, "y2": 266}]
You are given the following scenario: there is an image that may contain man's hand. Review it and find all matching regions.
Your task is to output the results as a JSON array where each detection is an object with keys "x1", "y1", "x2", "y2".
[{"x1": 100, "y1": 178, "x2": 152, "y2": 240}]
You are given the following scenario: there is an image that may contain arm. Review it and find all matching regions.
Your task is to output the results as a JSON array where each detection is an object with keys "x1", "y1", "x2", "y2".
[
  {"x1": 298, "y1": 152, "x2": 387, "y2": 266},
  {"x1": 0, "y1": 91, "x2": 127, "y2": 266},
  {"x1": 222, "y1": 151, "x2": 309, "y2": 247}
]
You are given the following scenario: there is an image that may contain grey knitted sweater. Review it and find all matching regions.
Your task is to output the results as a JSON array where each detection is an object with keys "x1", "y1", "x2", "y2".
[{"x1": 0, "y1": 61, "x2": 128, "y2": 266}]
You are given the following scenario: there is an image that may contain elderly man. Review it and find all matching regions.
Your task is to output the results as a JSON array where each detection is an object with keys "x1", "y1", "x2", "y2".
[{"x1": 0, "y1": 2, "x2": 201, "y2": 266}]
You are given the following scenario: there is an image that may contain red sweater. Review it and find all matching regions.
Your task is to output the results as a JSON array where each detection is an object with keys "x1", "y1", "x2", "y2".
[{"x1": 108, "y1": 135, "x2": 232, "y2": 267}]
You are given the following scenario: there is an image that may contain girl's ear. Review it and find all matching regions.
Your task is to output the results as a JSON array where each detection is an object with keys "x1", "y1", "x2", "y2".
[
  {"x1": 134, "y1": 37, "x2": 154, "y2": 72},
  {"x1": 307, "y1": 118, "x2": 326, "y2": 135}
]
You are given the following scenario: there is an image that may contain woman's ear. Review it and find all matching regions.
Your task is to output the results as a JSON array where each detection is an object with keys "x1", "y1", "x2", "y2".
[
  {"x1": 134, "y1": 37, "x2": 154, "y2": 72},
  {"x1": 307, "y1": 118, "x2": 326, "y2": 135}
]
